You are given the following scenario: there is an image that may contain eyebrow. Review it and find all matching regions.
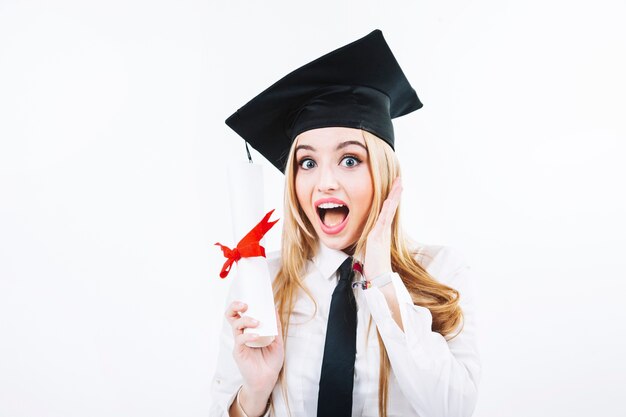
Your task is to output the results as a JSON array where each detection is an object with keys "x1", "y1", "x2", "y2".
[
  {"x1": 295, "y1": 140, "x2": 368, "y2": 154},
  {"x1": 337, "y1": 140, "x2": 367, "y2": 151}
]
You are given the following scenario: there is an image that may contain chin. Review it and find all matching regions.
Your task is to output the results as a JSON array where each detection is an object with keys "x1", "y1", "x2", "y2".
[{"x1": 316, "y1": 231, "x2": 358, "y2": 253}]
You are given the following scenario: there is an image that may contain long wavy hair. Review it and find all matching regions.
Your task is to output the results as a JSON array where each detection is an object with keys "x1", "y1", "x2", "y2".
[{"x1": 272, "y1": 129, "x2": 464, "y2": 417}]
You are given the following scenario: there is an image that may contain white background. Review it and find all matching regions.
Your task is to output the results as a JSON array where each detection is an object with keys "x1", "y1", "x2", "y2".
[{"x1": 1, "y1": 1, "x2": 625, "y2": 416}]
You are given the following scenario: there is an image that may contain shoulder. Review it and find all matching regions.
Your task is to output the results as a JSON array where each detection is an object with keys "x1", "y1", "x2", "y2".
[
  {"x1": 411, "y1": 243, "x2": 472, "y2": 289},
  {"x1": 411, "y1": 243, "x2": 478, "y2": 319},
  {"x1": 265, "y1": 249, "x2": 318, "y2": 282}
]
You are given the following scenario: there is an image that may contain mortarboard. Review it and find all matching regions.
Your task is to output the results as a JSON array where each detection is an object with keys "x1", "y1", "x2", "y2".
[{"x1": 225, "y1": 29, "x2": 423, "y2": 173}]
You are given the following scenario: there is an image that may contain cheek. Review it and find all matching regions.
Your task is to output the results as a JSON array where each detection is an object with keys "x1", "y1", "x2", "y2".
[
  {"x1": 354, "y1": 192, "x2": 373, "y2": 222},
  {"x1": 354, "y1": 173, "x2": 374, "y2": 207},
  {"x1": 295, "y1": 176, "x2": 312, "y2": 214},
  {"x1": 348, "y1": 174, "x2": 374, "y2": 224}
]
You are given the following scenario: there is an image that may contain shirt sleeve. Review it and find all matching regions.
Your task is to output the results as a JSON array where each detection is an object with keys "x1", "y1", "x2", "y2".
[
  {"x1": 362, "y1": 246, "x2": 481, "y2": 417},
  {"x1": 209, "y1": 307, "x2": 243, "y2": 417}
]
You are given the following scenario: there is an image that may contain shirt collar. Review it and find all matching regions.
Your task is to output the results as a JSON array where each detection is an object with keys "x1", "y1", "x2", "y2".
[{"x1": 312, "y1": 241, "x2": 350, "y2": 281}]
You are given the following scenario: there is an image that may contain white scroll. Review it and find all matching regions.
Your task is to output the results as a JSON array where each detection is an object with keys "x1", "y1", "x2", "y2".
[{"x1": 226, "y1": 162, "x2": 278, "y2": 348}]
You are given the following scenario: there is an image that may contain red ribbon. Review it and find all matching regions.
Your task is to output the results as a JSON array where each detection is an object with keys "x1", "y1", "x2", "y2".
[{"x1": 214, "y1": 209, "x2": 279, "y2": 279}]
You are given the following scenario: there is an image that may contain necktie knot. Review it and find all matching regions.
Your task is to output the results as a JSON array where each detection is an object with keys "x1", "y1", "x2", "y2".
[{"x1": 338, "y1": 256, "x2": 354, "y2": 282}]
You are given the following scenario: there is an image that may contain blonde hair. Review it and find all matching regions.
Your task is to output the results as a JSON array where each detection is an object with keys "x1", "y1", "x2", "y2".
[{"x1": 272, "y1": 129, "x2": 464, "y2": 417}]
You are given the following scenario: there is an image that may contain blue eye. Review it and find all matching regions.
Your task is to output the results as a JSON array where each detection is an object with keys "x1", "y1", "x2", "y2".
[
  {"x1": 341, "y1": 156, "x2": 360, "y2": 168},
  {"x1": 299, "y1": 158, "x2": 316, "y2": 170}
]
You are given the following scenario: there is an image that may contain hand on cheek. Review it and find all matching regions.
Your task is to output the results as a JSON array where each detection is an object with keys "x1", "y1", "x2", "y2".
[{"x1": 363, "y1": 177, "x2": 402, "y2": 280}]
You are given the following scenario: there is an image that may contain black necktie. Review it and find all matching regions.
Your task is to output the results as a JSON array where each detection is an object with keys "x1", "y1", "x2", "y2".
[{"x1": 317, "y1": 257, "x2": 357, "y2": 417}]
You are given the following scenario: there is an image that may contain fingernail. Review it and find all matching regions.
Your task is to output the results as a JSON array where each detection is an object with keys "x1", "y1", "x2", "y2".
[{"x1": 251, "y1": 319, "x2": 259, "y2": 325}]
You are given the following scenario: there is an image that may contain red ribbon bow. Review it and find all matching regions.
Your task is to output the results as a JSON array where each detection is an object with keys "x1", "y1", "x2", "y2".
[{"x1": 214, "y1": 209, "x2": 279, "y2": 279}]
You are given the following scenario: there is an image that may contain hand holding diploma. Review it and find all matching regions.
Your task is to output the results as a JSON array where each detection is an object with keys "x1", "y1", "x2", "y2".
[{"x1": 225, "y1": 301, "x2": 284, "y2": 416}]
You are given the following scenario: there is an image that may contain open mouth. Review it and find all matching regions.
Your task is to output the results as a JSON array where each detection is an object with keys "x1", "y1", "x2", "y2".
[{"x1": 315, "y1": 199, "x2": 350, "y2": 231}]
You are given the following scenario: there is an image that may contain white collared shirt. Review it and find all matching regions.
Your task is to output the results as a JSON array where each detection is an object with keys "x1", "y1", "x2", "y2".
[{"x1": 210, "y1": 243, "x2": 481, "y2": 417}]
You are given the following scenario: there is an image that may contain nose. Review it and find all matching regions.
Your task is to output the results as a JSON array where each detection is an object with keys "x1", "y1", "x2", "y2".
[{"x1": 316, "y1": 165, "x2": 339, "y2": 192}]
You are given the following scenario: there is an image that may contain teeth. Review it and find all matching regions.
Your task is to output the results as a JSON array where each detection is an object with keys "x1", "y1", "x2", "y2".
[{"x1": 318, "y1": 202, "x2": 345, "y2": 209}]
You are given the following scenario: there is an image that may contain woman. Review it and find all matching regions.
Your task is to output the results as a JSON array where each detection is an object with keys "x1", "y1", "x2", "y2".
[{"x1": 211, "y1": 30, "x2": 480, "y2": 417}]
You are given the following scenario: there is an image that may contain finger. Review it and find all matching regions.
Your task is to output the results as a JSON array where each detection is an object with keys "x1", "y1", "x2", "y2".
[
  {"x1": 389, "y1": 177, "x2": 403, "y2": 203},
  {"x1": 379, "y1": 178, "x2": 403, "y2": 229},
  {"x1": 372, "y1": 199, "x2": 396, "y2": 236},
  {"x1": 225, "y1": 301, "x2": 248, "y2": 323},
  {"x1": 234, "y1": 332, "x2": 260, "y2": 352},
  {"x1": 372, "y1": 178, "x2": 402, "y2": 230},
  {"x1": 385, "y1": 178, "x2": 402, "y2": 211},
  {"x1": 231, "y1": 315, "x2": 260, "y2": 338}
]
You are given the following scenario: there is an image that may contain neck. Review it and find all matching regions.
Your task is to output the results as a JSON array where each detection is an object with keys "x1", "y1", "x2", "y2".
[{"x1": 342, "y1": 243, "x2": 356, "y2": 256}]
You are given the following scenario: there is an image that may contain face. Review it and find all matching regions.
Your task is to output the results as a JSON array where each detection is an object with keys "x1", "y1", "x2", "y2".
[{"x1": 294, "y1": 127, "x2": 374, "y2": 252}]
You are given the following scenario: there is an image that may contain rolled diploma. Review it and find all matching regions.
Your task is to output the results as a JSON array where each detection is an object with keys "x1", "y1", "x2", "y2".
[{"x1": 227, "y1": 162, "x2": 277, "y2": 348}]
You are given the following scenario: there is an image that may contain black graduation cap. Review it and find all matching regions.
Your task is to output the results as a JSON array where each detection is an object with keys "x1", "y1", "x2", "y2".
[{"x1": 225, "y1": 29, "x2": 423, "y2": 173}]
